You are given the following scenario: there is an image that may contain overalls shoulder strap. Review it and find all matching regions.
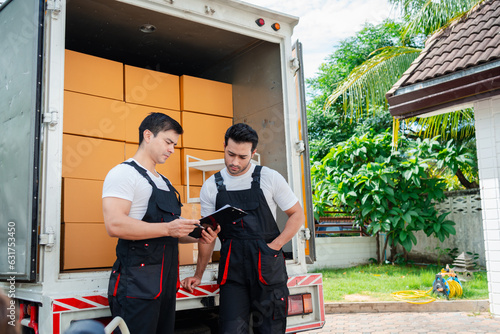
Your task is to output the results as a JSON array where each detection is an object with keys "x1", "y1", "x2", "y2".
[
  {"x1": 122, "y1": 160, "x2": 156, "y2": 188},
  {"x1": 158, "y1": 174, "x2": 183, "y2": 207},
  {"x1": 215, "y1": 165, "x2": 262, "y2": 192},
  {"x1": 122, "y1": 160, "x2": 183, "y2": 206},
  {"x1": 214, "y1": 171, "x2": 226, "y2": 191},
  {"x1": 251, "y1": 165, "x2": 262, "y2": 190}
]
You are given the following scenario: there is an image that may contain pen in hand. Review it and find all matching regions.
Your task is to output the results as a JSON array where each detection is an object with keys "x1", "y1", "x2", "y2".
[{"x1": 180, "y1": 216, "x2": 203, "y2": 229}]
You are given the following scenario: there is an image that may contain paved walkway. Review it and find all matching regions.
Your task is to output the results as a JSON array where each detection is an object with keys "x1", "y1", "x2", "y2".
[{"x1": 302, "y1": 312, "x2": 500, "y2": 333}]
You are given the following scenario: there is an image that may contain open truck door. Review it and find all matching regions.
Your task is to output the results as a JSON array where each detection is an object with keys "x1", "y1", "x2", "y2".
[
  {"x1": 0, "y1": 0, "x2": 44, "y2": 282},
  {"x1": 292, "y1": 40, "x2": 316, "y2": 263}
]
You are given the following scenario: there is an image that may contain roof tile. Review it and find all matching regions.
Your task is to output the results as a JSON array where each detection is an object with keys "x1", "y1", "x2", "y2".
[{"x1": 397, "y1": 0, "x2": 500, "y2": 88}]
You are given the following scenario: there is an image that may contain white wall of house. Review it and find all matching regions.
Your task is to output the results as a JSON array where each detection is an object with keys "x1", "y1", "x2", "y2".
[
  {"x1": 474, "y1": 95, "x2": 500, "y2": 317},
  {"x1": 308, "y1": 236, "x2": 377, "y2": 270}
]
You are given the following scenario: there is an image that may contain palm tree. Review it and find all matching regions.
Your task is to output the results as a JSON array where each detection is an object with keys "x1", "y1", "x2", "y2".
[
  {"x1": 325, "y1": 0, "x2": 484, "y2": 141},
  {"x1": 323, "y1": 0, "x2": 484, "y2": 189}
]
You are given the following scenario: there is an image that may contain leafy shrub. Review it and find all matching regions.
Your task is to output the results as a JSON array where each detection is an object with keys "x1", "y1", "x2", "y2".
[{"x1": 312, "y1": 132, "x2": 458, "y2": 257}]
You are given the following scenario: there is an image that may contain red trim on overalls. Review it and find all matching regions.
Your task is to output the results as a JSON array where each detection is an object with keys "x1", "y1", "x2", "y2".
[
  {"x1": 176, "y1": 254, "x2": 180, "y2": 292},
  {"x1": 220, "y1": 240, "x2": 232, "y2": 285},
  {"x1": 113, "y1": 273, "x2": 121, "y2": 297},
  {"x1": 258, "y1": 250, "x2": 268, "y2": 285},
  {"x1": 154, "y1": 246, "x2": 166, "y2": 299}
]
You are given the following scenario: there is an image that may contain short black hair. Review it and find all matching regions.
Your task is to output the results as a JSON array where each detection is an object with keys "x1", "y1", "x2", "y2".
[
  {"x1": 224, "y1": 123, "x2": 258, "y2": 151},
  {"x1": 139, "y1": 112, "x2": 183, "y2": 145}
]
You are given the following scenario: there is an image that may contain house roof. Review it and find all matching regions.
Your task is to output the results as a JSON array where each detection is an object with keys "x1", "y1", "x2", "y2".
[{"x1": 387, "y1": 0, "x2": 500, "y2": 119}]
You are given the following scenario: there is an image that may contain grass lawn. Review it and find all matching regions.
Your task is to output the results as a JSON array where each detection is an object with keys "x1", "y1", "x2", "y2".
[{"x1": 316, "y1": 264, "x2": 489, "y2": 302}]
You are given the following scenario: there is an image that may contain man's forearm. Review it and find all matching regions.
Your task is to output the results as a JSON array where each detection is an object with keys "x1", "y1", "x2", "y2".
[
  {"x1": 269, "y1": 203, "x2": 305, "y2": 249},
  {"x1": 193, "y1": 242, "x2": 216, "y2": 279},
  {"x1": 179, "y1": 236, "x2": 198, "y2": 243},
  {"x1": 105, "y1": 215, "x2": 170, "y2": 240}
]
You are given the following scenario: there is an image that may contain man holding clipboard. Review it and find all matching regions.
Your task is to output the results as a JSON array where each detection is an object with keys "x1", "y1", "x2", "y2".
[
  {"x1": 182, "y1": 123, "x2": 305, "y2": 333},
  {"x1": 102, "y1": 113, "x2": 219, "y2": 334}
]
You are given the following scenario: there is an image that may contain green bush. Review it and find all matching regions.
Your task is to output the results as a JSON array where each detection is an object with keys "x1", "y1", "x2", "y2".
[{"x1": 312, "y1": 132, "x2": 463, "y2": 258}]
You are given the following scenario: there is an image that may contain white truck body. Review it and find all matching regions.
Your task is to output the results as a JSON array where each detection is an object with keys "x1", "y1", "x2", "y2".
[{"x1": 0, "y1": 0, "x2": 324, "y2": 332}]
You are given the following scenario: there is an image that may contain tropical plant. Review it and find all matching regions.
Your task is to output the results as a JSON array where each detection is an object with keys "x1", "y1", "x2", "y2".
[
  {"x1": 434, "y1": 246, "x2": 459, "y2": 266},
  {"x1": 317, "y1": 0, "x2": 483, "y2": 191},
  {"x1": 311, "y1": 132, "x2": 460, "y2": 262},
  {"x1": 307, "y1": 20, "x2": 405, "y2": 161},
  {"x1": 394, "y1": 0, "x2": 486, "y2": 39},
  {"x1": 325, "y1": 0, "x2": 485, "y2": 118},
  {"x1": 308, "y1": 19, "x2": 406, "y2": 108},
  {"x1": 404, "y1": 108, "x2": 475, "y2": 143},
  {"x1": 434, "y1": 138, "x2": 478, "y2": 189},
  {"x1": 324, "y1": 46, "x2": 421, "y2": 118}
]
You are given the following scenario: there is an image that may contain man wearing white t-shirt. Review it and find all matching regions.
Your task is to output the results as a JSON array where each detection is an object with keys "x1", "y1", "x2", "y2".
[
  {"x1": 102, "y1": 113, "x2": 218, "y2": 334},
  {"x1": 182, "y1": 123, "x2": 304, "y2": 333}
]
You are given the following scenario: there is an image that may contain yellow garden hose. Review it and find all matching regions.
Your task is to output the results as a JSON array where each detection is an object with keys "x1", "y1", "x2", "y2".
[
  {"x1": 392, "y1": 268, "x2": 463, "y2": 303},
  {"x1": 447, "y1": 279, "x2": 463, "y2": 298},
  {"x1": 391, "y1": 288, "x2": 436, "y2": 304}
]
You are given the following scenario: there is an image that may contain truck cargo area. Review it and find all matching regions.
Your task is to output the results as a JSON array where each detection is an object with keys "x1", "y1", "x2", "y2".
[
  {"x1": 64, "y1": 0, "x2": 294, "y2": 261},
  {"x1": 66, "y1": 0, "x2": 289, "y2": 177}
]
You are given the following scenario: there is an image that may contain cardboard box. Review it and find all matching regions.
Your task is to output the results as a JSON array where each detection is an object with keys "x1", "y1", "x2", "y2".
[
  {"x1": 177, "y1": 185, "x2": 202, "y2": 203},
  {"x1": 62, "y1": 222, "x2": 117, "y2": 270},
  {"x1": 63, "y1": 178, "x2": 104, "y2": 223},
  {"x1": 179, "y1": 203, "x2": 202, "y2": 265},
  {"x1": 181, "y1": 149, "x2": 225, "y2": 186},
  {"x1": 174, "y1": 185, "x2": 185, "y2": 203},
  {"x1": 181, "y1": 203, "x2": 201, "y2": 219},
  {"x1": 62, "y1": 134, "x2": 125, "y2": 181},
  {"x1": 125, "y1": 65, "x2": 180, "y2": 110},
  {"x1": 64, "y1": 50, "x2": 123, "y2": 100},
  {"x1": 187, "y1": 185, "x2": 201, "y2": 201},
  {"x1": 125, "y1": 143, "x2": 182, "y2": 185},
  {"x1": 172, "y1": 185, "x2": 203, "y2": 204},
  {"x1": 123, "y1": 104, "x2": 182, "y2": 145},
  {"x1": 179, "y1": 243, "x2": 198, "y2": 265},
  {"x1": 63, "y1": 91, "x2": 126, "y2": 141},
  {"x1": 180, "y1": 75, "x2": 233, "y2": 117},
  {"x1": 181, "y1": 112, "x2": 232, "y2": 151}
]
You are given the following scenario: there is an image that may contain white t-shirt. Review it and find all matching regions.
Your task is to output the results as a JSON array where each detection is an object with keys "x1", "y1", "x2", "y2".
[
  {"x1": 102, "y1": 158, "x2": 172, "y2": 220},
  {"x1": 200, "y1": 163, "x2": 298, "y2": 220}
]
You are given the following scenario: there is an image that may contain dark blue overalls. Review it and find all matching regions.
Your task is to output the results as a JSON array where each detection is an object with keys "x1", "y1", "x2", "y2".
[
  {"x1": 215, "y1": 166, "x2": 289, "y2": 334},
  {"x1": 107, "y1": 161, "x2": 182, "y2": 334}
]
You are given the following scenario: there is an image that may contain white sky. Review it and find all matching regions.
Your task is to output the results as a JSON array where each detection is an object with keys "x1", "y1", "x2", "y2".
[{"x1": 243, "y1": 0, "x2": 396, "y2": 79}]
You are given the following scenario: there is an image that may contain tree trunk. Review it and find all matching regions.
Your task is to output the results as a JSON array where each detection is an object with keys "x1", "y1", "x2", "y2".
[
  {"x1": 382, "y1": 233, "x2": 391, "y2": 264},
  {"x1": 390, "y1": 244, "x2": 397, "y2": 263},
  {"x1": 376, "y1": 233, "x2": 381, "y2": 264},
  {"x1": 456, "y1": 168, "x2": 478, "y2": 189}
]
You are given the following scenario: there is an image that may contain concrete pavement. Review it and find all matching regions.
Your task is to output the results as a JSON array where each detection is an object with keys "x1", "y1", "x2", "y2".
[{"x1": 302, "y1": 311, "x2": 500, "y2": 333}]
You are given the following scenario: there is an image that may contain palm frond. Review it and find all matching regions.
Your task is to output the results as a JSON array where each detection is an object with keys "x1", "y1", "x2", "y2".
[
  {"x1": 393, "y1": 0, "x2": 485, "y2": 39},
  {"x1": 404, "y1": 109, "x2": 475, "y2": 141},
  {"x1": 325, "y1": 46, "x2": 421, "y2": 119}
]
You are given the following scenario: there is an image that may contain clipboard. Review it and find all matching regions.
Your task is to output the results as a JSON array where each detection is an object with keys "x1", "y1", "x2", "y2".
[{"x1": 188, "y1": 204, "x2": 247, "y2": 238}]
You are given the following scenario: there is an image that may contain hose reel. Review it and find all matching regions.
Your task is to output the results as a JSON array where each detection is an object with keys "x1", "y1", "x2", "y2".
[
  {"x1": 432, "y1": 267, "x2": 463, "y2": 298},
  {"x1": 392, "y1": 266, "x2": 463, "y2": 304}
]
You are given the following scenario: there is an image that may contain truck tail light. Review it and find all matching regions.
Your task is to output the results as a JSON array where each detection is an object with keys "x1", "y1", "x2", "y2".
[
  {"x1": 287, "y1": 293, "x2": 313, "y2": 316},
  {"x1": 303, "y1": 293, "x2": 313, "y2": 313},
  {"x1": 255, "y1": 18, "x2": 265, "y2": 26},
  {"x1": 271, "y1": 23, "x2": 280, "y2": 31}
]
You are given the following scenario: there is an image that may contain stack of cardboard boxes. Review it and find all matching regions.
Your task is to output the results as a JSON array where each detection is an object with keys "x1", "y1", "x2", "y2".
[{"x1": 62, "y1": 50, "x2": 232, "y2": 270}]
